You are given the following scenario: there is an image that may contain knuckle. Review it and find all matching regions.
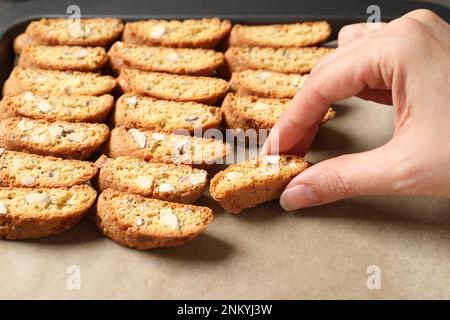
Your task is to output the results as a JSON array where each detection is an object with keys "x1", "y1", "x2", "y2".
[
  {"x1": 319, "y1": 167, "x2": 354, "y2": 199},
  {"x1": 407, "y1": 9, "x2": 439, "y2": 22}
]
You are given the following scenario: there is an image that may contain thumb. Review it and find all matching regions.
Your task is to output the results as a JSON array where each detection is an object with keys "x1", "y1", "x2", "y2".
[{"x1": 280, "y1": 144, "x2": 406, "y2": 210}]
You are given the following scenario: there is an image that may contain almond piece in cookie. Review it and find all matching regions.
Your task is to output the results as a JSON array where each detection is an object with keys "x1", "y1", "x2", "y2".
[{"x1": 95, "y1": 189, "x2": 213, "y2": 250}]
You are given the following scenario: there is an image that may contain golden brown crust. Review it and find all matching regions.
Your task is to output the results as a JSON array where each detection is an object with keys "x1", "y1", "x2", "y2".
[
  {"x1": 0, "y1": 118, "x2": 110, "y2": 160},
  {"x1": 1, "y1": 93, "x2": 114, "y2": 123},
  {"x1": 229, "y1": 21, "x2": 331, "y2": 48},
  {"x1": 0, "y1": 149, "x2": 97, "y2": 188},
  {"x1": 122, "y1": 18, "x2": 231, "y2": 49},
  {"x1": 117, "y1": 68, "x2": 229, "y2": 105},
  {"x1": 225, "y1": 46, "x2": 334, "y2": 74},
  {"x1": 113, "y1": 94, "x2": 222, "y2": 134},
  {"x1": 104, "y1": 127, "x2": 231, "y2": 167},
  {"x1": 0, "y1": 185, "x2": 97, "y2": 240},
  {"x1": 25, "y1": 18, "x2": 124, "y2": 47},
  {"x1": 19, "y1": 45, "x2": 108, "y2": 72},
  {"x1": 13, "y1": 33, "x2": 33, "y2": 55},
  {"x1": 96, "y1": 155, "x2": 208, "y2": 204},
  {"x1": 210, "y1": 155, "x2": 310, "y2": 213},
  {"x1": 108, "y1": 42, "x2": 225, "y2": 75},
  {"x1": 2, "y1": 67, "x2": 116, "y2": 96},
  {"x1": 95, "y1": 189, "x2": 213, "y2": 250}
]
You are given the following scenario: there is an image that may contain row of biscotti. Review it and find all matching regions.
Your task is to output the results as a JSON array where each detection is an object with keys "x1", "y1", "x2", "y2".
[
  {"x1": 16, "y1": 42, "x2": 333, "y2": 75},
  {"x1": 0, "y1": 149, "x2": 213, "y2": 248},
  {"x1": 14, "y1": 18, "x2": 331, "y2": 55},
  {"x1": 0, "y1": 90, "x2": 334, "y2": 136}
]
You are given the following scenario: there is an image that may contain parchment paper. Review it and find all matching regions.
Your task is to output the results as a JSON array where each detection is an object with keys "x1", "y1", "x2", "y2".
[{"x1": 1, "y1": 97, "x2": 449, "y2": 299}]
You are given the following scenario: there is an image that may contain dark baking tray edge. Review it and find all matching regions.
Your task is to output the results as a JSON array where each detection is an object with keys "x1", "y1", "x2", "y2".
[{"x1": 0, "y1": 0, "x2": 448, "y2": 87}]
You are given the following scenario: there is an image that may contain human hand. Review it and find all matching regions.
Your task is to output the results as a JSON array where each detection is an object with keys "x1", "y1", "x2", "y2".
[{"x1": 261, "y1": 9, "x2": 450, "y2": 210}]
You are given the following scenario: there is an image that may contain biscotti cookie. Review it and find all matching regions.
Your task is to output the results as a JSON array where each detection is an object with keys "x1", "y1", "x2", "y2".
[
  {"x1": 113, "y1": 94, "x2": 222, "y2": 133},
  {"x1": 95, "y1": 189, "x2": 213, "y2": 250},
  {"x1": 122, "y1": 18, "x2": 231, "y2": 49},
  {"x1": 96, "y1": 155, "x2": 208, "y2": 204},
  {"x1": 0, "y1": 149, "x2": 97, "y2": 188},
  {"x1": 0, "y1": 118, "x2": 110, "y2": 160},
  {"x1": 230, "y1": 70, "x2": 309, "y2": 98},
  {"x1": 13, "y1": 33, "x2": 33, "y2": 55},
  {"x1": 1, "y1": 92, "x2": 114, "y2": 123},
  {"x1": 0, "y1": 185, "x2": 97, "y2": 240},
  {"x1": 117, "y1": 68, "x2": 229, "y2": 105},
  {"x1": 210, "y1": 155, "x2": 310, "y2": 214},
  {"x1": 105, "y1": 127, "x2": 231, "y2": 167},
  {"x1": 225, "y1": 46, "x2": 333, "y2": 74},
  {"x1": 19, "y1": 45, "x2": 108, "y2": 72},
  {"x1": 25, "y1": 18, "x2": 123, "y2": 47},
  {"x1": 229, "y1": 21, "x2": 331, "y2": 48},
  {"x1": 108, "y1": 42, "x2": 224, "y2": 75},
  {"x1": 3, "y1": 67, "x2": 116, "y2": 96},
  {"x1": 222, "y1": 93, "x2": 335, "y2": 132}
]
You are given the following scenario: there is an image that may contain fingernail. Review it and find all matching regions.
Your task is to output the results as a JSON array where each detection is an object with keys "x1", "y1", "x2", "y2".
[{"x1": 280, "y1": 184, "x2": 320, "y2": 211}]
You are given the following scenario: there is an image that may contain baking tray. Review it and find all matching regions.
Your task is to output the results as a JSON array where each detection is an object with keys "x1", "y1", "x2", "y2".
[
  {"x1": 1, "y1": 0, "x2": 450, "y2": 300},
  {"x1": 0, "y1": 0, "x2": 449, "y2": 87}
]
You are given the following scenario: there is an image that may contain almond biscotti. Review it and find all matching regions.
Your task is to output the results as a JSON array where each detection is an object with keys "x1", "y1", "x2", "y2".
[
  {"x1": 14, "y1": 18, "x2": 124, "y2": 55},
  {"x1": 108, "y1": 42, "x2": 225, "y2": 75},
  {"x1": 117, "y1": 68, "x2": 229, "y2": 105},
  {"x1": 122, "y1": 18, "x2": 231, "y2": 49},
  {"x1": 1, "y1": 92, "x2": 114, "y2": 123},
  {"x1": 222, "y1": 93, "x2": 335, "y2": 131},
  {"x1": 210, "y1": 155, "x2": 310, "y2": 214},
  {"x1": 19, "y1": 45, "x2": 108, "y2": 72},
  {"x1": 105, "y1": 127, "x2": 231, "y2": 167},
  {"x1": 3, "y1": 67, "x2": 116, "y2": 96},
  {"x1": 225, "y1": 46, "x2": 333, "y2": 74},
  {"x1": 230, "y1": 70, "x2": 309, "y2": 98},
  {"x1": 0, "y1": 149, "x2": 97, "y2": 188},
  {"x1": 113, "y1": 94, "x2": 222, "y2": 133},
  {"x1": 0, "y1": 118, "x2": 110, "y2": 160},
  {"x1": 0, "y1": 185, "x2": 97, "y2": 240},
  {"x1": 229, "y1": 21, "x2": 331, "y2": 47},
  {"x1": 95, "y1": 189, "x2": 213, "y2": 250},
  {"x1": 96, "y1": 155, "x2": 208, "y2": 204},
  {"x1": 13, "y1": 33, "x2": 33, "y2": 55}
]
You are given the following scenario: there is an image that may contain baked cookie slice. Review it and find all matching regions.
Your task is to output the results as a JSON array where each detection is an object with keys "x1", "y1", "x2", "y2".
[
  {"x1": 1, "y1": 92, "x2": 114, "y2": 123},
  {"x1": 0, "y1": 149, "x2": 97, "y2": 188},
  {"x1": 210, "y1": 155, "x2": 310, "y2": 214},
  {"x1": 230, "y1": 70, "x2": 309, "y2": 98},
  {"x1": 222, "y1": 93, "x2": 335, "y2": 131},
  {"x1": 108, "y1": 42, "x2": 225, "y2": 75},
  {"x1": 0, "y1": 185, "x2": 97, "y2": 240},
  {"x1": 113, "y1": 94, "x2": 222, "y2": 133},
  {"x1": 117, "y1": 68, "x2": 229, "y2": 105},
  {"x1": 105, "y1": 127, "x2": 231, "y2": 167},
  {"x1": 14, "y1": 18, "x2": 124, "y2": 54},
  {"x1": 122, "y1": 18, "x2": 231, "y2": 49},
  {"x1": 0, "y1": 118, "x2": 110, "y2": 160},
  {"x1": 3, "y1": 67, "x2": 116, "y2": 96},
  {"x1": 225, "y1": 46, "x2": 333, "y2": 74},
  {"x1": 19, "y1": 45, "x2": 108, "y2": 72},
  {"x1": 95, "y1": 189, "x2": 213, "y2": 250},
  {"x1": 229, "y1": 21, "x2": 331, "y2": 47},
  {"x1": 96, "y1": 155, "x2": 208, "y2": 204}
]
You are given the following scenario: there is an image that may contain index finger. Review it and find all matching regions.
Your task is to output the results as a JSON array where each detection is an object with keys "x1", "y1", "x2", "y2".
[{"x1": 261, "y1": 39, "x2": 389, "y2": 155}]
